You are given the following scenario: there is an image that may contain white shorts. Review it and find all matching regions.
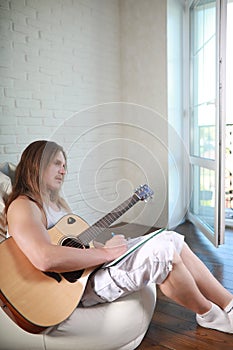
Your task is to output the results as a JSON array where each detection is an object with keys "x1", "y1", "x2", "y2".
[{"x1": 81, "y1": 230, "x2": 184, "y2": 307}]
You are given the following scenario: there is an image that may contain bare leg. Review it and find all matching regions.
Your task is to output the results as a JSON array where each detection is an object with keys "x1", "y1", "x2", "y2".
[
  {"x1": 159, "y1": 243, "x2": 232, "y2": 312},
  {"x1": 159, "y1": 251, "x2": 212, "y2": 314},
  {"x1": 159, "y1": 243, "x2": 233, "y2": 333},
  {"x1": 180, "y1": 243, "x2": 232, "y2": 309}
]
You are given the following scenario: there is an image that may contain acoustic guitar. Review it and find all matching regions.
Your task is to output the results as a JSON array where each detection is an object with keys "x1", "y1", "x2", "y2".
[{"x1": 0, "y1": 184, "x2": 153, "y2": 333}]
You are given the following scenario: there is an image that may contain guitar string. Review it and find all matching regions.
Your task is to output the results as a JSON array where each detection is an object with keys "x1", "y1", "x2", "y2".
[
  {"x1": 81, "y1": 196, "x2": 139, "y2": 245},
  {"x1": 63, "y1": 185, "x2": 152, "y2": 248},
  {"x1": 72, "y1": 196, "x2": 138, "y2": 247},
  {"x1": 66, "y1": 195, "x2": 139, "y2": 248}
]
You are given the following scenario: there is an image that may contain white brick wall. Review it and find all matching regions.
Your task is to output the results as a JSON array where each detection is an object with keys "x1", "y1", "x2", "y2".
[
  {"x1": 0, "y1": 0, "x2": 171, "y2": 228},
  {"x1": 0, "y1": 0, "x2": 124, "y2": 224}
]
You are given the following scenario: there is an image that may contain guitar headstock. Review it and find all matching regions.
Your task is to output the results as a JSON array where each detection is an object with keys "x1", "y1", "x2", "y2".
[{"x1": 134, "y1": 184, "x2": 154, "y2": 202}]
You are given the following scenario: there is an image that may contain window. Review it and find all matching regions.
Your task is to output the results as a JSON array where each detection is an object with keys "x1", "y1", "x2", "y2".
[{"x1": 187, "y1": 0, "x2": 226, "y2": 246}]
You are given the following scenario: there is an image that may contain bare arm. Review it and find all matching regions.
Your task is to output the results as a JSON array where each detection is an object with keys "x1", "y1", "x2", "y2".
[{"x1": 7, "y1": 197, "x2": 127, "y2": 273}]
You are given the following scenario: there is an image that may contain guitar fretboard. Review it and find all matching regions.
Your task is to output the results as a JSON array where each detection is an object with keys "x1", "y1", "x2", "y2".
[{"x1": 75, "y1": 194, "x2": 140, "y2": 246}]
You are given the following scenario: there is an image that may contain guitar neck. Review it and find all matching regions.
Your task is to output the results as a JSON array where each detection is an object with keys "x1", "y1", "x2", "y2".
[{"x1": 77, "y1": 194, "x2": 140, "y2": 245}]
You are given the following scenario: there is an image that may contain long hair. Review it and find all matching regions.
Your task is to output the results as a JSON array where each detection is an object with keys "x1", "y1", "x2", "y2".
[{"x1": 5, "y1": 140, "x2": 69, "y2": 214}]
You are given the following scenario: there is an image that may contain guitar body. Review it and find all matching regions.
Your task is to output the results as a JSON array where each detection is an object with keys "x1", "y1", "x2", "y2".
[
  {"x1": 0, "y1": 185, "x2": 153, "y2": 333},
  {"x1": 0, "y1": 214, "x2": 95, "y2": 333}
]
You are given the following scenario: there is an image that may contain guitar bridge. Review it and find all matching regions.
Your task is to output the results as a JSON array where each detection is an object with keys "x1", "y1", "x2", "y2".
[
  {"x1": 43, "y1": 270, "x2": 84, "y2": 283},
  {"x1": 43, "y1": 271, "x2": 62, "y2": 283},
  {"x1": 61, "y1": 270, "x2": 84, "y2": 283}
]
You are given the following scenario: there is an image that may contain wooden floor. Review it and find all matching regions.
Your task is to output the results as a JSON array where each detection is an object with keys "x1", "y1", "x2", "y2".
[{"x1": 136, "y1": 221, "x2": 233, "y2": 350}]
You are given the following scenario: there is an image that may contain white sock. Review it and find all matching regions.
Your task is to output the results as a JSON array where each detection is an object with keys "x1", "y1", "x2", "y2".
[
  {"x1": 198, "y1": 304, "x2": 216, "y2": 321},
  {"x1": 196, "y1": 303, "x2": 233, "y2": 333},
  {"x1": 224, "y1": 299, "x2": 233, "y2": 327},
  {"x1": 224, "y1": 299, "x2": 233, "y2": 314}
]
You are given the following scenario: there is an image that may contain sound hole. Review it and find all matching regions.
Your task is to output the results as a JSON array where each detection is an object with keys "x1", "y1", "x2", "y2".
[
  {"x1": 61, "y1": 237, "x2": 84, "y2": 249},
  {"x1": 60, "y1": 237, "x2": 89, "y2": 283}
]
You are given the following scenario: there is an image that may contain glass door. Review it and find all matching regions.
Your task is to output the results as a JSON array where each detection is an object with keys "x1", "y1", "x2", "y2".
[
  {"x1": 225, "y1": 0, "x2": 233, "y2": 226},
  {"x1": 188, "y1": 0, "x2": 226, "y2": 246}
]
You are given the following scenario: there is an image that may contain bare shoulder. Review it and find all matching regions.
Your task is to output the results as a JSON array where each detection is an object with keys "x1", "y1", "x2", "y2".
[
  {"x1": 7, "y1": 196, "x2": 46, "y2": 226},
  {"x1": 7, "y1": 196, "x2": 50, "y2": 263},
  {"x1": 8, "y1": 196, "x2": 39, "y2": 214}
]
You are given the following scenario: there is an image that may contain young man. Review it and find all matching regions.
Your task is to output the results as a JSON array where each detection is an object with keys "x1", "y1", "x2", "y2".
[{"x1": 5, "y1": 140, "x2": 233, "y2": 334}]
